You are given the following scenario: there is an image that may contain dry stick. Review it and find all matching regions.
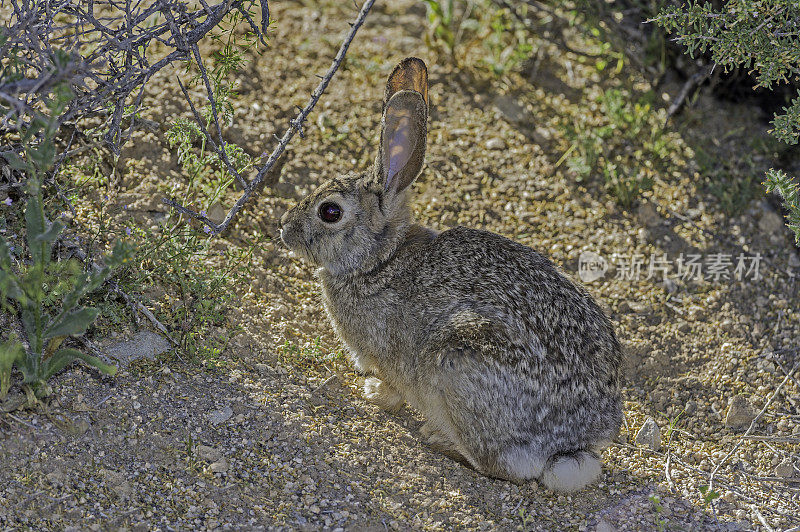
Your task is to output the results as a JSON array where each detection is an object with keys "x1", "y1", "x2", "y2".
[
  {"x1": 657, "y1": 201, "x2": 783, "y2": 274},
  {"x1": 65, "y1": 242, "x2": 178, "y2": 346},
  {"x1": 4, "y1": 0, "x2": 263, "y2": 152},
  {"x1": 665, "y1": 65, "x2": 713, "y2": 122},
  {"x1": 5, "y1": 413, "x2": 39, "y2": 431},
  {"x1": 743, "y1": 435, "x2": 800, "y2": 443},
  {"x1": 616, "y1": 439, "x2": 800, "y2": 527},
  {"x1": 163, "y1": 0, "x2": 378, "y2": 234},
  {"x1": 612, "y1": 441, "x2": 760, "y2": 505},
  {"x1": 748, "y1": 475, "x2": 800, "y2": 484},
  {"x1": 175, "y1": 74, "x2": 247, "y2": 192},
  {"x1": 664, "y1": 450, "x2": 675, "y2": 490},
  {"x1": 708, "y1": 364, "x2": 797, "y2": 497},
  {"x1": 771, "y1": 349, "x2": 800, "y2": 391},
  {"x1": 752, "y1": 504, "x2": 776, "y2": 532},
  {"x1": 109, "y1": 282, "x2": 178, "y2": 347}
]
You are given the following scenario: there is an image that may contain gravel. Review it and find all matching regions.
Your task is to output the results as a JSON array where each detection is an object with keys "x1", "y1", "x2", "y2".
[{"x1": 1, "y1": 0, "x2": 799, "y2": 530}]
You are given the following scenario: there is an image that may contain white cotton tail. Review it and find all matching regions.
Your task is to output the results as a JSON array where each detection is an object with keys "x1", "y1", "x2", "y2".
[{"x1": 538, "y1": 451, "x2": 601, "y2": 492}]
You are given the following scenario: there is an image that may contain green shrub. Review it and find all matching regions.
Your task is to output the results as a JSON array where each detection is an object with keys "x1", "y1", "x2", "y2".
[
  {"x1": 652, "y1": 0, "x2": 800, "y2": 243},
  {"x1": 560, "y1": 89, "x2": 679, "y2": 207},
  {"x1": 0, "y1": 88, "x2": 132, "y2": 405}
]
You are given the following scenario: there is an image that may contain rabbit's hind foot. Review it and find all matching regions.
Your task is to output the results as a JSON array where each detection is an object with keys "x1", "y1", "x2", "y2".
[
  {"x1": 420, "y1": 422, "x2": 476, "y2": 470},
  {"x1": 363, "y1": 377, "x2": 404, "y2": 412},
  {"x1": 494, "y1": 446, "x2": 600, "y2": 492}
]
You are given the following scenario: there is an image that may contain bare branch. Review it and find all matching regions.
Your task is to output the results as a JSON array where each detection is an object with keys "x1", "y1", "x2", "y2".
[
  {"x1": 708, "y1": 363, "x2": 798, "y2": 496},
  {"x1": 0, "y1": 0, "x2": 268, "y2": 152},
  {"x1": 164, "y1": 0, "x2": 378, "y2": 234}
]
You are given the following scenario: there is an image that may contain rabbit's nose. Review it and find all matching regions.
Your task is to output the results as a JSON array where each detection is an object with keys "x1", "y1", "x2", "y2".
[{"x1": 279, "y1": 209, "x2": 290, "y2": 229}]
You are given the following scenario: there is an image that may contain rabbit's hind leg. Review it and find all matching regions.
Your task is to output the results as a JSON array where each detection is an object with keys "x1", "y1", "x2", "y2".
[
  {"x1": 363, "y1": 377, "x2": 405, "y2": 412},
  {"x1": 418, "y1": 394, "x2": 482, "y2": 471}
]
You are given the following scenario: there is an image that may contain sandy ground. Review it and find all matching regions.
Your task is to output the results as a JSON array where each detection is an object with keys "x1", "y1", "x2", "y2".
[{"x1": 1, "y1": 1, "x2": 799, "y2": 530}]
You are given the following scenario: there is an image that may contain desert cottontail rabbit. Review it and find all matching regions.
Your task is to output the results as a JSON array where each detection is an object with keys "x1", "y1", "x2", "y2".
[{"x1": 280, "y1": 57, "x2": 622, "y2": 492}]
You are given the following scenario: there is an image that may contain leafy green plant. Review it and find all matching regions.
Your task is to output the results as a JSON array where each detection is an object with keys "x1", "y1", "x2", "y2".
[
  {"x1": 166, "y1": 5, "x2": 264, "y2": 209},
  {"x1": 0, "y1": 87, "x2": 132, "y2": 404},
  {"x1": 423, "y1": 0, "x2": 458, "y2": 63},
  {"x1": 279, "y1": 337, "x2": 343, "y2": 368},
  {"x1": 649, "y1": 494, "x2": 667, "y2": 532},
  {"x1": 560, "y1": 89, "x2": 675, "y2": 207},
  {"x1": 698, "y1": 484, "x2": 721, "y2": 507},
  {"x1": 423, "y1": 1, "x2": 533, "y2": 76},
  {"x1": 694, "y1": 145, "x2": 762, "y2": 216},
  {"x1": 479, "y1": 7, "x2": 532, "y2": 77},
  {"x1": 123, "y1": 221, "x2": 258, "y2": 365},
  {"x1": 517, "y1": 507, "x2": 533, "y2": 529},
  {"x1": 764, "y1": 169, "x2": 800, "y2": 244},
  {"x1": 652, "y1": 0, "x2": 800, "y2": 243}
]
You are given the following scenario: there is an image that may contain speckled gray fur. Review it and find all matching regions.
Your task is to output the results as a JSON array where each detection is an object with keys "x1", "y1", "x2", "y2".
[{"x1": 280, "y1": 58, "x2": 622, "y2": 491}]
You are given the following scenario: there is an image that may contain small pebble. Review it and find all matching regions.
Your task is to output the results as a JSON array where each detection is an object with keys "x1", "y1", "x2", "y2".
[
  {"x1": 635, "y1": 417, "x2": 661, "y2": 451},
  {"x1": 724, "y1": 395, "x2": 756, "y2": 430},
  {"x1": 485, "y1": 137, "x2": 506, "y2": 150},
  {"x1": 209, "y1": 459, "x2": 228, "y2": 474}
]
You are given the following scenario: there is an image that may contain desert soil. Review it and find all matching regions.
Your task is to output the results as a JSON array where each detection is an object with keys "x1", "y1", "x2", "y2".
[{"x1": 1, "y1": 1, "x2": 799, "y2": 531}]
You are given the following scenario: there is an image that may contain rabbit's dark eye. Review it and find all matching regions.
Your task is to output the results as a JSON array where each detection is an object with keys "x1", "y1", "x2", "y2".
[{"x1": 318, "y1": 201, "x2": 342, "y2": 223}]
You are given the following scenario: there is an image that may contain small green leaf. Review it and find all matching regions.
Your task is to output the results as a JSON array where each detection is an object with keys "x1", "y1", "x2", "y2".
[
  {"x1": 0, "y1": 269, "x2": 24, "y2": 302},
  {"x1": 34, "y1": 220, "x2": 65, "y2": 244},
  {"x1": 0, "y1": 339, "x2": 25, "y2": 399},
  {"x1": 0, "y1": 237, "x2": 12, "y2": 269},
  {"x1": 43, "y1": 348, "x2": 117, "y2": 380},
  {"x1": 20, "y1": 308, "x2": 39, "y2": 354},
  {"x1": 59, "y1": 266, "x2": 111, "y2": 313},
  {"x1": 2, "y1": 151, "x2": 28, "y2": 171},
  {"x1": 25, "y1": 195, "x2": 46, "y2": 264},
  {"x1": 43, "y1": 307, "x2": 100, "y2": 340}
]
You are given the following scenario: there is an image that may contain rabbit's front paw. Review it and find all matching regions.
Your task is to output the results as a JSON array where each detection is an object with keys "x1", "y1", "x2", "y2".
[{"x1": 363, "y1": 377, "x2": 404, "y2": 412}]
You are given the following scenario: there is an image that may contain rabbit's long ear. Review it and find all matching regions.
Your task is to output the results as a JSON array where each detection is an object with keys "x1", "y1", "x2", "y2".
[
  {"x1": 378, "y1": 58, "x2": 428, "y2": 194},
  {"x1": 384, "y1": 57, "x2": 428, "y2": 109}
]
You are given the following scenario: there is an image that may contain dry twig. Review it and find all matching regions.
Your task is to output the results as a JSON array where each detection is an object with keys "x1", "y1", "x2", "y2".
[
  {"x1": 163, "y1": 0, "x2": 377, "y2": 234},
  {"x1": 708, "y1": 364, "x2": 798, "y2": 495},
  {"x1": 1, "y1": 0, "x2": 270, "y2": 152}
]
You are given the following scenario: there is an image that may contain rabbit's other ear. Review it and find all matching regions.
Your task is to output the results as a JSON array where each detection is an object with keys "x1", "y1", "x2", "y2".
[
  {"x1": 384, "y1": 57, "x2": 429, "y2": 109},
  {"x1": 379, "y1": 90, "x2": 427, "y2": 194}
]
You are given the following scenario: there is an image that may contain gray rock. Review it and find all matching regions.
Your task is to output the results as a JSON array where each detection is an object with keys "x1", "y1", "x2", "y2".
[
  {"x1": 206, "y1": 202, "x2": 227, "y2": 224},
  {"x1": 662, "y1": 278, "x2": 678, "y2": 294},
  {"x1": 209, "y1": 459, "x2": 228, "y2": 473},
  {"x1": 105, "y1": 331, "x2": 171, "y2": 366},
  {"x1": 758, "y1": 209, "x2": 785, "y2": 235},
  {"x1": 485, "y1": 137, "x2": 506, "y2": 151},
  {"x1": 68, "y1": 418, "x2": 91, "y2": 436},
  {"x1": 493, "y1": 95, "x2": 529, "y2": 124},
  {"x1": 197, "y1": 445, "x2": 222, "y2": 462},
  {"x1": 725, "y1": 395, "x2": 756, "y2": 429},
  {"x1": 636, "y1": 202, "x2": 662, "y2": 228},
  {"x1": 789, "y1": 253, "x2": 800, "y2": 269},
  {"x1": 635, "y1": 417, "x2": 661, "y2": 451},
  {"x1": 774, "y1": 460, "x2": 795, "y2": 478},
  {"x1": 207, "y1": 405, "x2": 233, "y2": 425},
  {"x1": 273, "y1": 180, "x2": 298, "y2": 199},
  {"x1": 595, "y1": 517, "x2": 617, "y2": 532}
]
